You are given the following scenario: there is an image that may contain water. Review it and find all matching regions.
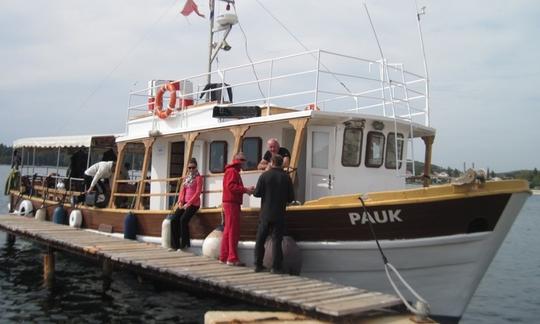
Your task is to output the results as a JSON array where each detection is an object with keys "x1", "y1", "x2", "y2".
[
  {"x1": 0, "y1": 165, "x2": 262, "y2": 323},
  {"x1": 1, "y1": 164, "x2": 539, "y2": 323}
]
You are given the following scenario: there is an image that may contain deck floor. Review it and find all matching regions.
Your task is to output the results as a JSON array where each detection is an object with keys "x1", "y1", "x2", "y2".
[{"x1": 0, "y1": 214, "x2": 402, "y2": 321}]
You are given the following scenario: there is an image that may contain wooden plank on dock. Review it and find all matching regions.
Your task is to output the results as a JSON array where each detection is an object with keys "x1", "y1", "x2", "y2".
[
  {"x1": 0, "y1": 214, "x2": 403, "y2": 321},
  {"x1": 315, "y1": 292, "x2": 402, "y2": 316}
]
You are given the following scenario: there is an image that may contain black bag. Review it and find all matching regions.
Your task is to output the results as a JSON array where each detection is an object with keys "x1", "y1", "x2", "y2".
[{"x1": 85, "y1": 192, "x2": 97, "y2": 206}]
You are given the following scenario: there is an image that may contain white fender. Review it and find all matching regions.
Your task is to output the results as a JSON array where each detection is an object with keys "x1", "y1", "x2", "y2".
[
  {"x1": 18, "y1": 200, "x2": 34, "y2": 217},
  {"x1": 161, "y1": 218, "x2": 171, "y2": 249},
  {"x1": 35, "y1": 207, "x2": 47, "y2": 221},
  {"x1": 202, "y1": 229, "x2": 223, "y2": 259},
  {"x1": 69, "y1": 209, "x2": 83, "y2": 228}
]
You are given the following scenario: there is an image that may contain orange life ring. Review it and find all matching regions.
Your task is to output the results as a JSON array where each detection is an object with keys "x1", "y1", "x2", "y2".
[{"x1": 154, "y1": 83, "x2": 177, "y2": 119}]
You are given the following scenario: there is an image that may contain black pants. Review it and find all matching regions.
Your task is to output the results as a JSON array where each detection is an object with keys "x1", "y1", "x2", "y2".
[
  {"x1": 254, "y1": 218, "x2": 285, "y2": 271},
  {"x1": 83, "y1": 175, "x2": 105, "y2": 194},
  {"x1": 171, "y1": 205, "x2": 199, "y2": 249}
]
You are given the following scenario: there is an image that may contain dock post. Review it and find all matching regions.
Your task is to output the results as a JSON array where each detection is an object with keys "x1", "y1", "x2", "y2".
[
  {"x1": 102, "y1": 259, "x2": 113, "y2": 292},
  {"x1": 6, "y1": 233, "x2": 16, "y2": 246},
  {"x1": 43, "y1": 246, "x2": 55, "y2": 288}
]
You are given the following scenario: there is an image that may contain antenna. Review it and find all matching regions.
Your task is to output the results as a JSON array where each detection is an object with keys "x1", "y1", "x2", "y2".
[
  {"x1": 363, "y1": 3, "x2": 390, "y2": 117},
  {"x1": 415, "y1": 0, "x2": 430, "y2": 126},
  {"x1": 363, "y1": 3, "x2": 385, "y2": 61}
]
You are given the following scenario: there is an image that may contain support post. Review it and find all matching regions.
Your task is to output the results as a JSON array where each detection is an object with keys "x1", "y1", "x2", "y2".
[
  {"x1": 6, "y1": 233, "x2": 16, "y2": 246},
  {"x1": 108, "y1": 142, "x2": 127, "y2": 208},
  {"x1": 43, "y1": 246, "x2": 55, "y2": 288},
  {"x1": 422, "y1": 135, "x2": 435, "y2": 188},
  {"x1": 173, "y1": 132, "x2": 201, "y2": 208},
  {"x1": 288, "y1": 118, "x2": 309, "y2": 183},
  {"x1": 229, "y1": 125, "x2": 250, "y2": 156},
  {"x1": 102, "y1": 259, "x2": 113, "y2": 292},
  {"x1": 181, "y1": 132, "x2": 200, "y2": 176},
  {"x1": 135, "y1": 138, "x2": 155, "y2": 210}
]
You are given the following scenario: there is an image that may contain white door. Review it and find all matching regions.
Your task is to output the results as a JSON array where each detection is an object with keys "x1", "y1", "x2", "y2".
[{"x1": 306, "y1": 126, "x2": 336, "y2": 200}]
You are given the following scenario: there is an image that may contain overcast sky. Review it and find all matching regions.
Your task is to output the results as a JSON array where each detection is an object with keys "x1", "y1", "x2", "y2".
[{"x1": 1, "y1": 0, "x2": 538, "y2": 172}]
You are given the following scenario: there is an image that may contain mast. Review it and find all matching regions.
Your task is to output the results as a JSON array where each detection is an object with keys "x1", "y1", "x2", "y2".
[
  {"x1": 206, "y1": 0, "x2": 216, "y2": 85},
  {"x1": 205, "y1": 0, "x2": 237, "y2": 86}
]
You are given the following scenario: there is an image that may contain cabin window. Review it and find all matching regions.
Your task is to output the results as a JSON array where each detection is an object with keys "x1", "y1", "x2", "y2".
[
  {"x1": 242, "y1": 137, "x2": 261, "y2": 171},
  {"x1": 209, "y1": 141, "x2": 227, "y2": 173},
  {"x1": 365, "y1": 131, "x2": 385, "y2": 168},
  {"x1": 312, "y1": 131, "x2": 329, "y2": 169},
  {"x1": 341, "y1": 127, "x2": 363, "y2": 167},
  {"x1": 385, "y1": 133, "x2": 404, "y2": 169}
]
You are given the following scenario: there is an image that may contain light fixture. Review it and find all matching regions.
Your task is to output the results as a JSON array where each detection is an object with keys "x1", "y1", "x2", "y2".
[
  {"x1": 221, "y1": 40, "x2": 231, "y2": 51},
  {"x1": 372, "y1": 120, "x2": 385, "y2": 130}
]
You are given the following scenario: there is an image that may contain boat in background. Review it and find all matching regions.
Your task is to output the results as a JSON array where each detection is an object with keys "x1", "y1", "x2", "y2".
[{"x1": 5, "y1": 1, "x2": 531, "y2": 322}]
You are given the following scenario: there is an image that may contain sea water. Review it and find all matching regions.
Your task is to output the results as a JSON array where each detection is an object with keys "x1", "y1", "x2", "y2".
[{"x1": 1, "y1": 164, "x2": 539, "y2": 323}]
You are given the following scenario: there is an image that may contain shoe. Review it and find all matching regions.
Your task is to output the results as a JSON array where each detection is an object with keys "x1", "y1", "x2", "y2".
[
  {"x1": 254, "y1": 266, "x2": 268, "y2": 273},
  {"x1": 226, "y1": 261, "x2": 245, "y2": 267},
  {"x1": 218, "y1": 260, "x2": 226, "y2": 264},
  {"x1": 270, "y1": 268, "x2": 285, "y2": 274}
]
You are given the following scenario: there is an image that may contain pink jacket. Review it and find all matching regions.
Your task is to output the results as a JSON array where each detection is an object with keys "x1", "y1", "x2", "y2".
[{"x1": 179, "y1": 175, "x2": 203, "y2": 207}]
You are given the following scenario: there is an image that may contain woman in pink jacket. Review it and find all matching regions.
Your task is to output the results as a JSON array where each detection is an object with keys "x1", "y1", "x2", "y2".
[{"x1": 175, "y1": 158, "x2": 203, "y2": 249}]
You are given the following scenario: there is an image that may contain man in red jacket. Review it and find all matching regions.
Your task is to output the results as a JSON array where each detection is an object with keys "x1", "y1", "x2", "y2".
[{"x1": 220, "y1": 152, "x2": 254, "y2": 266}]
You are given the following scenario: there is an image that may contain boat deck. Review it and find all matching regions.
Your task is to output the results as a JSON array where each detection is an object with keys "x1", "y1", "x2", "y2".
[{"x1": 0, "y1": 214, "x2": 403, "y2": 321}]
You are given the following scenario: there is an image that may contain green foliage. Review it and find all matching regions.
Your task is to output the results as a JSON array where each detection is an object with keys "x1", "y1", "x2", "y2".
[
  {"x1": 496, "y1": 169, "x2": 540, "y2": 188},
  {"x1": 0, "y1": 144, "x2": 13, "y2": 165}
]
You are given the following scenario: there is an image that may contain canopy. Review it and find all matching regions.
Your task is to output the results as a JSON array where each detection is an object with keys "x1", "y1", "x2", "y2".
[{"x1": 13, "y1": 134, "x2": 118, "y2": 149}]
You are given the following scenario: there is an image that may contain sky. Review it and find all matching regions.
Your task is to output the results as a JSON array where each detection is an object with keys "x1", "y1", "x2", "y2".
[{"x1": 0, "y1": 0, "x2": 539, "y2": 172}]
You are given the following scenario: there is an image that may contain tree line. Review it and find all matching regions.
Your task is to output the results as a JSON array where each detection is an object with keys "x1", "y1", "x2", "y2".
[{"x1": 1, "y1": 143, "x2": 538, "y2": 188}]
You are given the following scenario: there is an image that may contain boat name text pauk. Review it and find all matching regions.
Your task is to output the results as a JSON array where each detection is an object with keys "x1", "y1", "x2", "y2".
[{"x1": 348, "y1": 210, "x2": 403, "y2": 225}]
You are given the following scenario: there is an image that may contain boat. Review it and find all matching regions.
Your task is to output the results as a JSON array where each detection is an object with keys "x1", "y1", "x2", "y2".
[{"x1": 5, "y1": 1, "x2": 531, "y2": 322}]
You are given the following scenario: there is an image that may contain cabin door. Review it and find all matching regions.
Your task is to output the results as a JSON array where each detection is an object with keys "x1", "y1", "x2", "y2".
[{"x1": 306, "y1": 126, "x2": 336, "y2": 201}]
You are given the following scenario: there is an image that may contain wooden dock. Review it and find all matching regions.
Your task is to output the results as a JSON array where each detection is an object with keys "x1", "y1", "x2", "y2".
[{"x1": 0, "y1": 214, "x2": 403, "y2": 322}]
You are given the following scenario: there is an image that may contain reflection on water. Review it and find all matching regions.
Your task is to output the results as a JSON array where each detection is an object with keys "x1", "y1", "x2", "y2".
[
  {"x1": 0, "y1": 165, "x2": 262, "y2": 323},
  {"x1": 1, "y1": 165, "x2": 539, "y2": 323},
  {"x1": 0, "y1": 235, "x2": 261, "y2": 323}
]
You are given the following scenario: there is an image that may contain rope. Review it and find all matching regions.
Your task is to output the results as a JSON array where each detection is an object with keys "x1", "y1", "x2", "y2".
[
  {"x1": 358, "y1": 196, "x2": 429, "y2": 317},
  {"x1": 232, "y1": 3, "x2": 266, "y2": 99},
  {"x1": 254, "y1": 0, "x2": 354, "y2": 97},
  {"x1": 72, "y1": 0, "x2": 181, "y2": 113}
]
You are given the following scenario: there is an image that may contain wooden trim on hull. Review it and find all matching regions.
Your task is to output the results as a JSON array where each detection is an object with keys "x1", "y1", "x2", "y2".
[{"x1": 13, "y1": 191, "x2": 512, "y2": 242}]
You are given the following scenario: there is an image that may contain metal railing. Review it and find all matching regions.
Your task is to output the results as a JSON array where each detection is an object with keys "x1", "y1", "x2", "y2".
[{"x1": 126, "y1": 49, "x2": 429, "y2": 127}]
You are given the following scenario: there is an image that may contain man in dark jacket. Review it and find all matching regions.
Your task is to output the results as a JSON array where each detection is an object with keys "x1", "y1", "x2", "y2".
[
  {"x1": 253, "y1": 154, "x2": 295, "y2": 273},
  {"x1": 220, "y1": 152, "x2": 254, "y2": 266}
]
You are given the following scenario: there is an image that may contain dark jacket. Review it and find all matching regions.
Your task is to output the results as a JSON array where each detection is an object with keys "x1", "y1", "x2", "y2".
[
  {"x1": 222, "y1": 160, "x2": 247, "y2": 204},
  {"x1": 254, "y1": 168, "x2": 294, "y2": 222}
]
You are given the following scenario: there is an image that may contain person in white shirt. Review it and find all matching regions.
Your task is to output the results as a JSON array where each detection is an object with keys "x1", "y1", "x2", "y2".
[{"x1": 84, "y1": 161, "x2": 116, "y2": 194}]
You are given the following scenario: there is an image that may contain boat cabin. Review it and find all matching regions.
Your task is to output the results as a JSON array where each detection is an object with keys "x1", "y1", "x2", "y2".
[
  {"x1": 12, "y1": 134, "x2": 117, "y2": 200},
  {"x1": 112, "y1": 50, "x2": 436, "y2": 211}
]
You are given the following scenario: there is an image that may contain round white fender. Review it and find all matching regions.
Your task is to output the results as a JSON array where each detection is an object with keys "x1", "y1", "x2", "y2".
[
  {"x1": 18, "y1": 200, "x2": 34, "y2": 217},
  {"x1": 35, "y1": 207, "x2": 47, "y2": 221},
  {"x1": 202, "y1": 229, "x2": 223, "y2": 259},
  {"x1": 69, "y1": 209, "x2": 83, "y2": 228},
  {"x1": 161, "y1": 218, "x2": 172, "y2": 249}
]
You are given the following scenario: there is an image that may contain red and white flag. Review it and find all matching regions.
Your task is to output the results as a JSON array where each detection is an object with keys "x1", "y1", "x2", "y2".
[{"x1": 181, "y1": 0, "x2": 205, "y2": 18}]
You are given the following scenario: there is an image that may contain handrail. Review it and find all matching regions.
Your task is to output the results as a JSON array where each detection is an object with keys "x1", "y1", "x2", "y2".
[{"x1": 126, "y1": 49, "x2": 428, "y2": 127}]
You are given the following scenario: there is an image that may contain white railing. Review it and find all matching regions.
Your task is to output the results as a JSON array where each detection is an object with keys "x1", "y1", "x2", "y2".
[{"x1": 126, "y1": 49, "x2": 429, "y2": 127}]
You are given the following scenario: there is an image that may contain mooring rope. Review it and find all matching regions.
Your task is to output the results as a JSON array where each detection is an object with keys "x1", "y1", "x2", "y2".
[{"x1": 358, "y1": 195, "x2": 429, "y2": 317}]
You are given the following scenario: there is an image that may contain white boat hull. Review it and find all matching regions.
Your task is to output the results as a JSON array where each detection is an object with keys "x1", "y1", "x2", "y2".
[{"x1": 177, "y1": 191, "x2": 528, "y2": 320}]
